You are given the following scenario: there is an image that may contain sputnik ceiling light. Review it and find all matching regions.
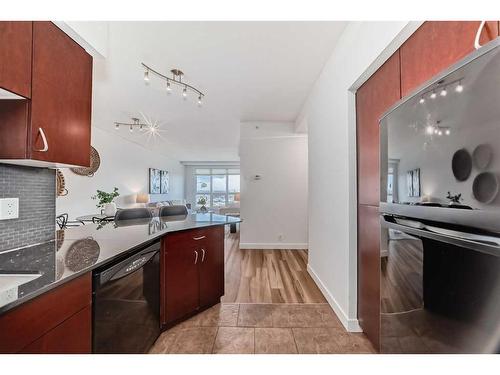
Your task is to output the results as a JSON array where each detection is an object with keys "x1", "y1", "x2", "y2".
[{"x1": 141, "y1": 63, "x2": 205, "y2": 106}]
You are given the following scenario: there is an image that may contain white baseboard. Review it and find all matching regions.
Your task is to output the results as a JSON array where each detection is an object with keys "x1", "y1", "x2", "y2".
[
  {"x1": 239, "y1": 243, "x2": 308, "y2": 250},
  {"x1": 307, "y1": 264, "x2": 362, "y2": 332}
]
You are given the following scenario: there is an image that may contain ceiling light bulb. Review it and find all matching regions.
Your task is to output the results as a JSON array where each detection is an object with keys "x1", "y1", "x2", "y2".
[
  {"x1": 440, "y1": 88, "x2": 447, "y2": 96},
  {"x1": 150, "y1": 126, "x2": 156, "y2": 133},
  {"x1": 455, "y1": 83, "x2": 463, "y2": 93},
  {"x1": 166, "y1": 81, "x2": 171, "y2": 93},
  {"x1": 445, "y1": 129, "x2": 450, "y2": 135},
  {"x1": 129, "y1": 125, "x2": 133, "y2": 132},
  {"x1": 115, "y1": 123, "x2": 120, "y2": 130},
  {"x1": 182, "y1": 87, "x2": 187, "y2": 99},
  {"x1": 426, "y1": 125, "x2": 434, "y2": 135},
  {"x1": 438, "y1": 130, "x2": 443, "y2": 135},
  {"x1": 434, "y1": 128, "x2": 439, "y2": 134},
  {"x1": 144, "y1": 70, "x2": 150, "y2": 84},
  {"x1": 139, "y1": 125, "x2": 144, "y2": 132},
  {"x1": 419, "y1": 97, "x2": 425, "y2": 104},
  {"x1": 198, "y1": 95, "x2": 202, "y2": 106},
  {"x1": 430, "y1": 91, "x2": 437, "y2": 99}
]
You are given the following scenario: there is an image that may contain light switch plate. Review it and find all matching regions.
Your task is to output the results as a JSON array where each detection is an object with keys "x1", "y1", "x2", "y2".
[{"x1": 0, "y1": 198, "x2": 19, "y2": 220}]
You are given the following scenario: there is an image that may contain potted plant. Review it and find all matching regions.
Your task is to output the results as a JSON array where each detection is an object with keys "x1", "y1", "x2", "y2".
[
  {"x1": 92, "y1": 187, "x2": 120, "y2": 216},
  {"x1": 197, "y1": 196, "x2": 208, "y2": 213}
]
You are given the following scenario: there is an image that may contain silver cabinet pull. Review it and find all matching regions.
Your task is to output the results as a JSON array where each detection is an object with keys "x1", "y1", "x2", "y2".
[
  {"x1": 194, "y1": 250, "x2": 199, "y2": 264},
  {"x1": 193, "y1": 236, "x2": 206, "y2": 241},
  {"x1": 201, "y1": 248, "x2": 206, "y2": 262},
  {"x1": 34, "y1": 127, "x2": 49, "y2": 152}
]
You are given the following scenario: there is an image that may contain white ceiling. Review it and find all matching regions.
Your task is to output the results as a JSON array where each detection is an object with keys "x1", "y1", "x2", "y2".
[{"x1": 92, "y1": 21, "x2": 347, "y2": 161}]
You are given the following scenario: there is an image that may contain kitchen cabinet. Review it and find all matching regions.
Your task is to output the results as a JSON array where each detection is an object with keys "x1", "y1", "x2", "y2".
[
  {"x1": 198, "y1": 226, "x2": 225, "y2": 307},
  {"x1": 356, "y1": 49, "x2": 400, "y2": 349},
  {"x1": 161, "y1": 226, "x2": 225, "y2": 326},
  {"x1": 0, "y1": 21, "x2": 92, "y2": 167},
  {"x1": 357, "y1": 205, "x2": 381, "y2": 351},
  {"x1": 0, "y1": 273, "x2": 92, "y2": 354},
  {"x1": 400, "y1": 21, "x2": 499, "y2": 97},
  {"x1": 356, "y1": 51, "x2": 401, "y2": 207},
  {"x1": 19, "y1": 306, "x2": 91, "y2": 354},
  {"x1": 0, "y1": 21, "x2": 32, "y2": 98}
]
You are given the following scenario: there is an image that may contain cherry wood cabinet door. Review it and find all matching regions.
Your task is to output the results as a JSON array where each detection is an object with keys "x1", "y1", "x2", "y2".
[
  {"x1": 357, "y1": 204, "x2": 381, "y2": 351},
  {"x1": 400, "y1": 21, "x2": 499, "y2": 97},
  {"x1": 0, "y1": 273, "x2": 91, "y2": 353},
  {"x1": 0, "y1": 21, "x2": 32, "y2": 98},
  {"x1": 162, "y1": 233, "x2": 200, "y2": 325},
  {"x1": 19, "y1": 306, "x2": 91, "y2": 354},
  {"x1": 356, "y1": 51, "x2": 401, "y2": 207},
  {"x1": 30, "y1": 21, "x2": 92, "y2": 166},
  {"x1": 198, "y1": 226, "x2": 225, "y2": 308}
]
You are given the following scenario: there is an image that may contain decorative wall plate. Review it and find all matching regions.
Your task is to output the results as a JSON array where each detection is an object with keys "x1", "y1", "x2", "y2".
[
  {"x1": 472, "y1": 172, "x2": 499, "y2": 204},
  {"x1": 56, "y1": 169, "x2": 68, "y2": 197},
  {"x1": 472, "y1": 144, "x2": 493, "y2": 170},
  {"x1": 452, "y1": 148, "x2": 472, "y2": 181},
  {"x1": 70, "y1": 146, "x2": 101, "y2": 177},
  {"x1": 65, "y1": 237, "x2": 100, "y2": 272}
]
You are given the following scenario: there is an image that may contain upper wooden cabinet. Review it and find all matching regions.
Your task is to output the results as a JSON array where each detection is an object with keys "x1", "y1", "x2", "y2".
[
  {"x1": 30, "y1": 22, "x2": 92, "y2": 166},
  {"x1": 0, "y1": 21, "x2": 92, "y2": 167},
  {"x1": 356, "y1": 51, "x2": 401, "y2": 207},
  {"x1": 400, "y1": 21, "x2": 499, "y2": 97},
  {"x1": 0, "y1": 21, "x2": 32, "y2": 98}
]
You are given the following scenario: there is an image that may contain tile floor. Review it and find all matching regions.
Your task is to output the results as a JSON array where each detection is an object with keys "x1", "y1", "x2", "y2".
[{"x1": 150, "y1": 303, "x2": 376, "y2": 354}]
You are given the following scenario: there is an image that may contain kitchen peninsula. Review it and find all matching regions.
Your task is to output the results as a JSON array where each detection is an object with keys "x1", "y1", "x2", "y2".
[{"x1": 0, "y1": 213, "x2": 241, "y2": 354}]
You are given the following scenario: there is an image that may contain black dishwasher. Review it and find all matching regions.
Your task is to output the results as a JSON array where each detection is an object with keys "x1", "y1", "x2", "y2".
[{"x1": 92, "y1": 240, "x2": 160, "y2": 354}]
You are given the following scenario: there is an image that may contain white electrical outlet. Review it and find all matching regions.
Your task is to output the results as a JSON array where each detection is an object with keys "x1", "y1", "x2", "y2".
[{"x1": 0, "y1": 198, "x2": 19, "y2": 220}]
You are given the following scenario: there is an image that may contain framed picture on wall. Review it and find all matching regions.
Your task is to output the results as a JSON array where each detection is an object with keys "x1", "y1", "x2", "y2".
[
  {"x1": 149, "y1": 168, "x2": 161, "y2": 194},
  {"x1": 407, "y1": 168, "x2": 420, "y2": 197},
  {"x1": 160, "y1": 170, "x2": 169, "y2": 194}
]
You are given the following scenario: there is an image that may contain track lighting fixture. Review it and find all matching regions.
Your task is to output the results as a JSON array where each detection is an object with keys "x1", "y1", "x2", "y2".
[
  {"x1": 418, "y1": 78, "x2": 463, "y2": 104},
  {"x1": 141, "y1": 63, "x2": 204, "y2": 105}
]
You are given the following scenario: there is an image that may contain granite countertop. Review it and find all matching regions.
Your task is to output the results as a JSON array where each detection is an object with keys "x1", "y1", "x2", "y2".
[{"x1": 0, "y1": 213, "x2": 241, "y2": 314}]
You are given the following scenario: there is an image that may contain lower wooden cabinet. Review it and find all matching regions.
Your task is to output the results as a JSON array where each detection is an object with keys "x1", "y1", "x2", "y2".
[
  {"x1": 0, "y1": 273, "x2": 92, "y2": 354},
  {"x1": 161, "y1": 226, "x2": 225, "y2": 326},
  {"x1": 357, "y1": 205, "x2": 381, "y2": 351},
  {"x1": 19, "y1": 306, "x2": 91, "y2": 354}
]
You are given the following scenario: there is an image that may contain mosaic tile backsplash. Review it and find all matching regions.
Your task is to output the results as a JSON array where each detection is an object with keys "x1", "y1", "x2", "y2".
[{"x1": 0, "y1": 163, "x2": 55, "y2": 252}]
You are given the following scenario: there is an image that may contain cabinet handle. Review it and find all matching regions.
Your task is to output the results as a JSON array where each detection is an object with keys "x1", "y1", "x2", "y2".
[
  {"x1": 193, "y1": 236, "x2": 206, "y2": 241},
  {"x1": 194, "y1": 250, "x2": 199, "y2": 264},
  {"x1": 201, "y1": 248, "x2": 206, "y2": 262},
  {"x1": 34, "y1": 128, "x2": 49, "y2": 152}
]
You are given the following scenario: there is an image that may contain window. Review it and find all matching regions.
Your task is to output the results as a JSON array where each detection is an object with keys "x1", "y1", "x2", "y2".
[{"x1": 195, "y1": 168, "x2": 240, "y2": 207}]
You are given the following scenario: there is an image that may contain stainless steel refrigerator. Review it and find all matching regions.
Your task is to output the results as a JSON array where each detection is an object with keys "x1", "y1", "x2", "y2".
[{"x1": 379, "y1": 38, "x2": 500, "y2": 353}]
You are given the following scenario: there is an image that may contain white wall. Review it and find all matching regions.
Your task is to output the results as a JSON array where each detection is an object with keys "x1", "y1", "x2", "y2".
[
  {"x1": 239, "y1": 122, "x2": 308, "y2": 249},
  {"x1": 56, "y1": 127, "x2": 185, "y2": 220},
  {"x1": 296, "y1": 22, "x2": 420, "y2": 331}
]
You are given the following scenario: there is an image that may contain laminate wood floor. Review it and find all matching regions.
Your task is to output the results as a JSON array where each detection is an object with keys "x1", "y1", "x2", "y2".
[
  {"x1": 381, "y1": 238, "x2": 423, "y2": 313},
  {"x1": 221, "y1": 231, "x2": 326, "y2": 304}
]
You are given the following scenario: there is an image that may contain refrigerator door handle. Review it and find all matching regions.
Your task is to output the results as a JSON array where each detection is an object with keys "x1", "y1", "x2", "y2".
[{"x1": 381, "y1": 216, "x2": 500, "y2": 257}]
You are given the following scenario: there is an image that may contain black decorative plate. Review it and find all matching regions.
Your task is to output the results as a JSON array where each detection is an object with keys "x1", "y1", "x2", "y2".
[{"x1": 452, "y1": 148, "x2": 472, "y2": 181}]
